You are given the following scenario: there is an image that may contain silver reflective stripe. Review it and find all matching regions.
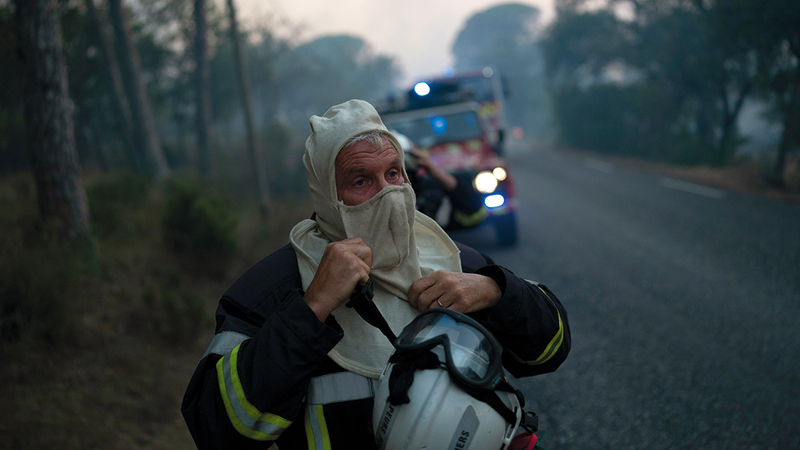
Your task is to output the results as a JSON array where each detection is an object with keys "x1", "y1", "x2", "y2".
[
  {"x1": 219, "y1": 349, "x2": 287, "y2": 438},
  {"x1": 204, "y1": 331, "x2": 251, "y2": 358},
  {"x1": 306, "y1": 405, "x2": 326, "y2": 449},
  {"x1": 307, "y1": 371, "x2": 379, "y2": 405}
]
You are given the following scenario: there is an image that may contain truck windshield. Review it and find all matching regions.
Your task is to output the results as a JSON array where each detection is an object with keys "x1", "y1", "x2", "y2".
[{"x1": 385, "y1": 111, "x2": 483, "y2": 148}]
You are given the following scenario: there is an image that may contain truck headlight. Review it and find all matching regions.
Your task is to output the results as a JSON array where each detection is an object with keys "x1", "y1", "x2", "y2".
[
  {"x1": 485, "y1": 194, "x2": 505, "y2": 208},
  {"x1": 474, "y1": 171, "x2": 498, "y2": 193},
  {"x1": 492, "y1": 167, "x2": 507, "y2": 181}
]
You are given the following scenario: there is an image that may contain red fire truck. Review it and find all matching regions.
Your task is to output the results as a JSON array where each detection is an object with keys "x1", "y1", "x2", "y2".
[
  {"x1": 379, "y1": 69, "x2": 517, "y2": 246},
  {"x1": 397, "y1": 67, "x2": 509, "y2": 155}
]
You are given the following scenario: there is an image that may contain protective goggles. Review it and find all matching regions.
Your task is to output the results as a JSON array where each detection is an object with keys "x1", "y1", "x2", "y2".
[{"x1": 394, "y1": 308, "x2": 505, "y2": 390}]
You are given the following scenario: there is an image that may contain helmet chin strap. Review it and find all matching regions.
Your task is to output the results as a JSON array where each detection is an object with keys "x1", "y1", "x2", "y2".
[{"x1": 345, "y1": 278, "x2": 397, "y2": 344}]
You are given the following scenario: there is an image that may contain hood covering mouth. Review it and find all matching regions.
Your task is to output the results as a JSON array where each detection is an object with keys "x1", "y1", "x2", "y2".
[
  {"x1": 291, "y1": 99, "x2": 462, "y2": 379},
  {"x1": 303, "y1": 99, "x2": 408, "y2": 243}
]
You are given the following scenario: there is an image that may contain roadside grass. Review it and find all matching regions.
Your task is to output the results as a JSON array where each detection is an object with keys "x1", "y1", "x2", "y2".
[{"x1": 0, "y1": 172, "x2": 310, "y2": 449}]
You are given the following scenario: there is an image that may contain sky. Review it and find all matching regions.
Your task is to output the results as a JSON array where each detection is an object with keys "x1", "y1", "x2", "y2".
[{"x1": 235, "y1": 0, "x2": 555, "y2": 86}]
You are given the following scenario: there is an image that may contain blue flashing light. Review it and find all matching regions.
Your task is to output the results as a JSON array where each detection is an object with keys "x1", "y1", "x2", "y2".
[
  {"x1": 442, "y1": 66, "x2": 455, "y2": 77},
  {"x1": 485, "y1": 194, "x2": 505, "y2": 208},
  {"x1": 464, "y1": 112, "x2": 478, "y2": 128},
  {"x1": 414, "y1": 82, "x2": 431, "y2": 96},
  {"x1": 430, "y1": 116, "x2": 447, "y2": 135}
]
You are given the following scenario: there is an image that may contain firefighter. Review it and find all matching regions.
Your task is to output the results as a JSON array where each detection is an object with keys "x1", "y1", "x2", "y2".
[
  {"x1": 393, "y1": 131, "x2": 489, "y2": 231},
  {"x1": 181, "y1": 99, "x2": 570, "y2": 449}
]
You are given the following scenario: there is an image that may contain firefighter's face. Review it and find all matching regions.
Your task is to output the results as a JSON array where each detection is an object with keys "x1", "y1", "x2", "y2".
[{"x1": 335, "y1": 137, "x2": 404, "y2": 206}]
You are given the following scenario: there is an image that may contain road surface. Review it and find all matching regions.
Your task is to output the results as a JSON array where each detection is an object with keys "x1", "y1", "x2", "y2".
[{"x1": 450, "y1": 146, "x2": 800, "y2": 449}]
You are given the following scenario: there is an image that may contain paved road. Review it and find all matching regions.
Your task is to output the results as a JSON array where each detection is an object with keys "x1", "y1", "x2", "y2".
[{"x1": 450, "y1": 147, "x2": 800, "y2": 449}]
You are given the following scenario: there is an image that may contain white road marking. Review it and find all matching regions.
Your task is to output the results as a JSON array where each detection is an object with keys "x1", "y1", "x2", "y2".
[
  {"x1": 660, "y1": 177, "x2": 726, "y2": 199},
  {"x1": 584, "y1": 159, "x2": 616, "y2": 174}
]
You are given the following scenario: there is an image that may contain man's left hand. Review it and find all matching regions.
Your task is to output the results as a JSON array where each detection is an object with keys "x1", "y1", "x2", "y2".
[{"x1": 408, "y1": 271, "x2": 502, "y2": 313}]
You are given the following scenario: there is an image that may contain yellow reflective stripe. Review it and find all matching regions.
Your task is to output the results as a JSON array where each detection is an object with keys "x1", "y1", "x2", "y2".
[
  {"x1": 466, "y1": 139, "x2": 483, "y2": 151},
  {"x1": 304, "y1": 409, "x2": 314, "y2": 449},
  {"x1": 304, "y1": 404, "x2": 331, "y2": 449},
  {"x1": 317, "y1": 405, "x2": 331, "y2": 450},
  {"x1": 508, "y1": 286, "x2": 564, "y2": 366},
  {"x1": 216, "y1": 344, "x2": 292, "y2": 440},
  {"x1": 228, "y1": 346, "x2": 291, "y2": 427},
  {"x1": 453, "y1": 206, "x2": 488, "y2": 227}
]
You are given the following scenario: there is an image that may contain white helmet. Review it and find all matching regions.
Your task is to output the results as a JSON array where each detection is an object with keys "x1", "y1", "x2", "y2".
[
  {"x1": 373, "y1": 365, "x2": 522, "y2": 450},
  {"x1": 371, "y1": 308, "x2": 524, "y2": 450},
  {"x1": 390, "y1": 130, "x2": 415, "y2": 152},
  {"x1": 389, "y1": 130, "x2": 418, "y2": 172}
]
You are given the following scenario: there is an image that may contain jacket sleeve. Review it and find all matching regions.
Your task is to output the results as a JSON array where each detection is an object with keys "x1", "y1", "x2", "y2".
[
  {"x1": 457, "y1": 242, "x2": 571, "y2": 378},
  {"x1": 181, "y1": 245, "x2": 343, "y2": 449}
]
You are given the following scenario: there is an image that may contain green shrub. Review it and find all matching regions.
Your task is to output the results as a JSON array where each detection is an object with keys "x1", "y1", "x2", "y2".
[
  {"x1": 662, "y1": 133, "x2": 717, "y2": 166},
  {"x1": 0, "y1": 239, "x2": 86, "y2": 345},
  {"x1": 553, "y1": 84, "x2": 629, "y2": 154},
  {"x1": 161, "y1": 176, "x2": 237, "y2": 260},
  {"x1": 86, "y1": 171, "x2": 150, "y2": 237},
  {"x1": 551, "y1": 82, "x2": 725, "y2": 165},
  {"x1": 0, "y1": 174, "x2": 39, "y2": 242},
  {"x1": 0, "y1": 175, "x2": 86, "y2": 345},
  {"x1": 139, "y1": 266, "x2": 212, "y2": 347}
]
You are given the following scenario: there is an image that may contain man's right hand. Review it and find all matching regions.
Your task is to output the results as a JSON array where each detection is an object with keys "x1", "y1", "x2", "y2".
[{"x1": 303, "y1": 237, "x2": 372, "y2": 322}]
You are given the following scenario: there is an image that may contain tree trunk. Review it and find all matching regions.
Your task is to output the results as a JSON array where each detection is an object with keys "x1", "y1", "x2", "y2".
[
  {"x1": 14, "y1": 0, "x2": 93, "y2": 242},
  {"x1": 107, "y1": 0, "x2": 170, "y2": 180},
  {"x1": 772, "y1": 124, "x2": 790, "y2": 188},
  {"x1": 194, "y1": 0, "x2": 213, "y2": 178},
  {"x1": 771, "y1": 81, "x2": 799, "y2": 187},
  {"x1": 226, "y1": 0, "x2": 270, "y2": 216},
  {"x1": 84, "y1": 0, "x2": 136, "y2": 168},
  {"x1": 717, "y1": 81, "x2": 752, "y2": 166}
]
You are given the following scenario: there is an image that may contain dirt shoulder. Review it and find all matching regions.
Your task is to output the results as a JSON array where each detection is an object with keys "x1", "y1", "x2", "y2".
[{"x1": 557, "y1": 147, "x2": 800, "y2": 203}]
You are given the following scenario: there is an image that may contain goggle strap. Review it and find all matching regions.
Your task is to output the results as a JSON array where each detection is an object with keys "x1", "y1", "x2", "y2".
[
  {"x1": 496, "y1": 378, "x2": 527, "y2": 409},
  {"x1": 465, "y1": 386, "x2": 519, "y2": 425},
  {"x1": 387, "y1": 350, "x2": 441, "y2": 405},
  {"x1": 387, "y1": 350, "x2": 519, "y2": 425}
]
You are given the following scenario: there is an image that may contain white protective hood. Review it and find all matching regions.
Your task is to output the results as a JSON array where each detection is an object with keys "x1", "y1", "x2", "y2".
[{"x1": 290, "y1": 99, "x2": 461, "y2": 378}]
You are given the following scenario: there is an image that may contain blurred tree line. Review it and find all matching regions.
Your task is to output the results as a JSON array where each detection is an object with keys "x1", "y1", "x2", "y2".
[
  {"x1": 1, "y1": 0, "x2": 400, "y2": 233},
  {"x1": 5, "y1": 0, "x2": 797, "y2": 246},
  {"x1": 451, "y1": 3, "x2": 554, "y2": 144},
  {"x1": 0, "y1": 0, "x2": 400, "y2": 352},
  {"x1": 449, "y1": 1, "x2": 797, "y2": 186},
  {"x1": 540, "y1": 0, "x2": 799, "y2": 185}
]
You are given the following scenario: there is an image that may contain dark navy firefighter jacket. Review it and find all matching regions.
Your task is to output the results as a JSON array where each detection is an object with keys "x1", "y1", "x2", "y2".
[{"x1": 182, "y1": 241, "x2": 570, "y2": 449}]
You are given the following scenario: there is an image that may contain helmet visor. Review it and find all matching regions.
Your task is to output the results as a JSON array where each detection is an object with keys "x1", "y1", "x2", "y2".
[{"x1": 396, "y1": 309, "x2": 503, "y2": 389}]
